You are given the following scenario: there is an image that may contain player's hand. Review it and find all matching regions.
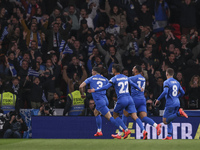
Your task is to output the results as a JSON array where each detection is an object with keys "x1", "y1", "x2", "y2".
[
  {"x1": 88, "y1": 88, "x2": 95, "y2": 93},
  {"x1": 141, "y1": 88, "x2": 144, "y2": 92},
  {"x1": 154, "y1": 100, "x2": 159, "y2": 106}
]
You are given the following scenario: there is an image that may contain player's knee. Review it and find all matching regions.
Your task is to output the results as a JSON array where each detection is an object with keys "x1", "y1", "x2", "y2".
[
  {"x1": 163, "y1": 121, "x2": 168, "y2": 125},
  {"x1": 94, "y1": 109, "x2": 99, "y2": 116},
  {"x1": 131, "y1": 113, "x2": 138, "y2": 121},
  {"x1": 140, "y1": 116, "x2": 145, "y2": 120}
]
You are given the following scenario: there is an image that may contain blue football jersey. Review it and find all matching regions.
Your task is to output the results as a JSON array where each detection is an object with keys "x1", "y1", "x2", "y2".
[
  {"x1": 109, "y1": 74, "x2": 130, "y2": 100},
  {"x1": 164, "y1": 78, "x2": 182, "y2": 107},
  {"x1": 84, "y1": 74, "x2": 109, "y2": 100},
  {"x1": 129, "y1": 74, "x2": 145, "y2": 99}
]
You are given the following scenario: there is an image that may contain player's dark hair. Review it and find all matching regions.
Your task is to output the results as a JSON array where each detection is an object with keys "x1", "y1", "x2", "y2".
[
  {"x1": 112, "y1": 64, "x2": 122, "y2": 73},
  {"x1": 135, "y1": 65, "x2": 142, "y2": 73},
  {"x1": 93, "y1": 67, "x2": 101, "y2": 74},
  {"x1": 166, "y1": 68, "x2": 174, "y2": 76}
]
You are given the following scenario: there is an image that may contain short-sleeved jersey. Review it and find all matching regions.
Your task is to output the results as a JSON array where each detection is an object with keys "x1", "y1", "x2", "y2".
[
  {"x1": 84, "y1": 74, "x2": 109, "y2": 100},
  {"x1": 164, "y1": 78, "x2": 181, "y2": 107},
  {"x1": 109, "y1": 74, "x2": 130, "y2": 100},
  {"x1": 129, "y1": 74, "x2": 145, "y2": 99}
]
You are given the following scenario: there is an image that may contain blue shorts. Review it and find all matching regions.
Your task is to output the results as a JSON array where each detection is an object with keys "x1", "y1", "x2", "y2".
[
  {"x1": 163, "y1": 106, "x2": 179, "y2": 118},
  {"x1": 114, "y1": 96, "x2": 137, "y2": 114},
  {"x1": 95, "y1": 95, "x2": 109, "y2": 116},
  {"x1": 135, "y1": 104, "x2": 147, "y2": 113},
  {"x1": 133, "y1": 98, "x2": 147, "y2": 113}
]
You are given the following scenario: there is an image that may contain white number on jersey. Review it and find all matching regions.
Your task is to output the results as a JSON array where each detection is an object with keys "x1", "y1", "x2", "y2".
[
  {"x1": 118, "y1": 81, "x2": 129, "y2": 94},
  {"x1": 97, "y1": 81, "x2": 103, "y2": 89},
  {"x1": 137, "y1": 81, "x2": 145, "y2": 90},
  {"x1": 172, "y1": 85, "x2": 178, "y2": 96}
]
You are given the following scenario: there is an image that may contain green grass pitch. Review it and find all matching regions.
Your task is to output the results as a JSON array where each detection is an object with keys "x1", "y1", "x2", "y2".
[{"x1": 0, "y1": 139, "x2": 199, "y2": 150}]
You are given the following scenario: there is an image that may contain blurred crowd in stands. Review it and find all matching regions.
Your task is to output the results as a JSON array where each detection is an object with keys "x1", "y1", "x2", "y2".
[{"x1": 0, "y1": 0, "x2": 200, "y2": 118}]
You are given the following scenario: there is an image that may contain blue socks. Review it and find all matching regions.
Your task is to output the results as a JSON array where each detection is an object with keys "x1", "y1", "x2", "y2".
[
  {"x1": 136, "y1": 118, "x2": 145, "y2": 131},
  {"x1": 115, "y1": 117, "x2": 128, "y2": 130},
  {"x1": 118, "y1": 115, "x2": 128, "y2": 132},
  {"x1": 142, "y1": 116, "x2": 155, "y2": 126},
  {"x1": 110, "y1": 117, "x2": 120, "y2": 128},
  {"x1": 122, "y1": 114, "x2": 128, "y2": 126},
  {"x1": 167, "y1": 122, "x2": 173, "y2": 137},
  {"x1": 166, "y1": 112, "x2": 179, "y2": 124},
  {"x1": 96, "y1": 115, "x2": 102, "y2": 131}
]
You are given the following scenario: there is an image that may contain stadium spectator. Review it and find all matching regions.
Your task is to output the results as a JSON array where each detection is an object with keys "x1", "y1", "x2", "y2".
[
  {"x1": 39, "y1": 69, "x2": 56, "y2": 102},
  {"x1": 188, "y1": 75, "x2": 200, "y2": 108},
  {"x1": 105, "y1": 4, "x2": 127, "y2": 29},
  {"x1": 80, "y1": 99, "x2": 95, "y2": 116},
  {"x1": 63, "y1": 4, "x2": 80, "y2": 37},
  {"x1": 38, "y1": 103, "x2": 56, "y2": 116},
  {"x1": 30, "y1": 77, "x2": 43, "y2": 109},
  {"x1": 3, "y1": 111, "x2": 27, "y2": 138},
  {"x1": 50, "y1": 92, "x2": 66, "y2": 108},
  {"x1": 63, "y1": 83, "x2": 86, "y2": 116},
  {"x1": 62, "y1": 64, "x2": 87, "y2": 93},
  {"x1": 153, "y1": 0, "x2": 170, "y2": 32},
  {"x1": 152, "y1": 77, "x2": 165, "y2": 110},
  {"x1": 105, "y1": 18, "x2": 120, "y2": 36},
  {"x1": 175, "y1": 71, "x2": 186, "y2": 108},
  {"x1": 95, "y1": 36, "x2": 124, "y2": 68}
]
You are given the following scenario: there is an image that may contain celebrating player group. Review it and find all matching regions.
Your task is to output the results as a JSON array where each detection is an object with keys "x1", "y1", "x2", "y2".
[{"x1": 79, "y1": 64, "x2": 188, "y2": 140}]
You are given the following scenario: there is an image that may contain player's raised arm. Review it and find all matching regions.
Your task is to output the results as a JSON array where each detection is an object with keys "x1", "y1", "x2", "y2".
[
  {"x1": 88, "y1": 82, "x2": 112, "y2": 93},
  {"x1": 128, "y1": 78, "x2": 141, "y2": 91}
]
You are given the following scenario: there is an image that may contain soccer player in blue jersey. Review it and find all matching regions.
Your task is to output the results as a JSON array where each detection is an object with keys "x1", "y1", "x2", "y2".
[
  {"x1": 89, "y1": 64, "x2": 148, "y2": 139},
  {"x1": 79, "y1": 67, "x2": 126, "y2": 137},
  {"x1": 113, "y1": 65, "x2": 161, "y2": 139},
  {"x1": 155, "y1": 68, "x2": 188, "y2": 140}
]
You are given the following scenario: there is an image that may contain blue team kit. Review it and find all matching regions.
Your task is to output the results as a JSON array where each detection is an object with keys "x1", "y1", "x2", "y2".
[{"x1": 84, "y1": 74, "x2": 109, "y2": 115}]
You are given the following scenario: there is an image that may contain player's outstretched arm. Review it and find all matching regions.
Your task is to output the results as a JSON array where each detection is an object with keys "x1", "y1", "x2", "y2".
[
  {"x1": 157, "y1": 87, "x2": 169, "y2": 101},
  {"x1": 128, "y1": 79, "x2": 141, "y2": 91},
  {"x1": 88, "y1": 83, "x2": 112, "y2": 93},
  {"x1": 178, "y1": 86, "x2": 185, "y2": 98},
  {"x1": 155, "y1": 99, "x2": 160, "y2": 106}
]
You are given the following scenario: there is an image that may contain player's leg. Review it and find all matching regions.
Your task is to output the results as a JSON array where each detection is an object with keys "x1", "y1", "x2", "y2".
[
  {"x1": 94, "y1": 109, "x2": 103, "y2": 136},
  {"x1": 126, "y1": 99, "x2": 148, "y2": 140},
  {"x1": 113, "y1": 111, "x2": 128, "y2": 131},
  {"x1": 122, "y1": 110, "x2": 129, "y2": 126},
  {"x1": 94, "y1": 97, "x2": 108, "y2": 136},
  {"x1": 101, "y1": 106, "x2": 118, "y2": 127},
  {"x1": 129, "y1": 112, "x2": 148, "y2": 140},
  {"x1": 125, "y1": 97, "x2": 148, "y2": 139},
  {"x1": 162, "y1": 117, "x2": 172, "y2": 140},
  {"x1": 163, "y1": 107, "x2": 173, "y2": 140},
  {"x1": 139, "y1": 107, "x2": 161, "y2": 135},
  {"x1": 112, "y1": 110, "x2": 129, "y2": 138},
  {"x1": 104, "y1": 111, "x2": 122, "y2": 139},
  {"x1": 166, "y1": 106, "x2": 188, "y2": 124},
  {"x1": 112, "y1": 101, "x2": 131, "y2": 139}
]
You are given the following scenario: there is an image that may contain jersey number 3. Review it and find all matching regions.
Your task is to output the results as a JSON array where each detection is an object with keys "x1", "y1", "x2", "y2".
[{"x1": 97, "y1": 81, "x2": 103, "y2": 89}]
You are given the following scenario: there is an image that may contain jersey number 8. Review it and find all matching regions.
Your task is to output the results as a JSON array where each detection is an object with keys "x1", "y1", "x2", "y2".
[{"x1": 172, "y1": 85, "x2": 178, "y2": 96}]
